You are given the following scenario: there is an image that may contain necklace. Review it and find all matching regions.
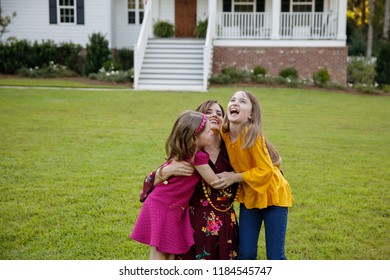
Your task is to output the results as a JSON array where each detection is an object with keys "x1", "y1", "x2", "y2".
[{"x1": 201, "y1": 180, "x2": 240, "y2": 213}]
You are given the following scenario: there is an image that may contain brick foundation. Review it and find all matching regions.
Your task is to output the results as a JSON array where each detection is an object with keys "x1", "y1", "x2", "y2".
[{"x1": 212, "y1": 46, "x2": 348, "y2": 85}]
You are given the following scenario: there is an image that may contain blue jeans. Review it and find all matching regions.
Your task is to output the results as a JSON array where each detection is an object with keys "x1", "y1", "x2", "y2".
[{"x1": 238, "y1": 204, "x2": 288, "y2": 260}]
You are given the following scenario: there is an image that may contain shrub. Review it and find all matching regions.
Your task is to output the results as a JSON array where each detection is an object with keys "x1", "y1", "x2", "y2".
[
  {"x1": 153, "y1": 20, "x2": 174, "y2": 38},
  {"x1": 279, "y1": 67, "x2": 298, "y2": 79},
  {"x1": 89, "y1": 66, "x2": 133, "y2": 83},
  {"x1": 252, "y1": 65, "x2": 267, "y2": 77},
  {"x1": 85, "y1": 33, "x2": 111, "y2": 75},
  {"x1": 347, "y1": 57, "x2": 376, "y2": 86},
  {"x1": 209, "y1": 73, "x2": 231, "y2": 84},
  {"x1": 113, "y1": 48, "x2": 133, "y2": 71},
  {"x1": 17, "y1": 61, "x2": 77, "y2": 78},
  {"x1": 57, "y1": 42, "x2": 84, "y2": 74},
  {"x1": 0, "y1": 39, "x2": 30, "y2": 73},
  {"x1": 0, "y1": 39, "x2": 83, "y2": 74},
  {"x1": 209, "y1": 67, "x2": 250, "y2": 84},
  {"x1": 194, "y1": 20, "x2": 208, "y2": 38},
  {"x1": 313, "y1": 68, "x2": 330, "y2": 86},
  {"x1": 375, "y1": 41, "x2": 390, "y2": 87}
]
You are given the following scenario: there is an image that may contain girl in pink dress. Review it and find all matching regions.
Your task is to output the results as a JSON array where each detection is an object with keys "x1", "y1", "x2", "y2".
[{"x1": 130, "y1": 110, "x2": 222, "y2": 260}]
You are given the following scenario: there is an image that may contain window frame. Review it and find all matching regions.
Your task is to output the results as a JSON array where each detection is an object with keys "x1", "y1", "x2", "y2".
[
  {"x1": 57, "y1": 0, "x2": 77, "y2": 25},
  {"x1": 128, "y1": 0, "x2": 144, "y2": 25},
  {"x1": 232, "y1": 0, "x2": 255, "y2": 13},
  {"x1": 291, "y1": 0, "x2": 314, "y2": 13}
]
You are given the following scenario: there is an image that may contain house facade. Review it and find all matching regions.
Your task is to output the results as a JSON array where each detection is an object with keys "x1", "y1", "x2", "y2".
[{"x1": 2, "y1": 0, "x2": 347, "y2": 91}]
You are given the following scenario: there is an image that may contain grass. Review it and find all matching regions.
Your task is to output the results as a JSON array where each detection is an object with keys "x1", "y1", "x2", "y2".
[
  {"x1": 0, "y1": 76, "x2": 129, "y2": 89},
  {"x1": 0, "y1": 80, "x2": 389, "y2": 260}
]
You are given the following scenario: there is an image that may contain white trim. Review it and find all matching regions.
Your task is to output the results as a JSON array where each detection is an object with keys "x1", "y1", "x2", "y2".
[
  {"x1": 213, "y1": 39, "x2": 346, "y2": 47},
  {"x1": 57, "y1": 0, "x2": 77, "y2": 25}
]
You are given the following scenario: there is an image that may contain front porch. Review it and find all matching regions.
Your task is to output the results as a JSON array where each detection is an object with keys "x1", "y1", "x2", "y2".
[
  {"x1": 216, "y1": 11, "x2": 338, "y2": 40},
  {"x1": 133, "y1": 0, "x2": 347, "y2": 91}
]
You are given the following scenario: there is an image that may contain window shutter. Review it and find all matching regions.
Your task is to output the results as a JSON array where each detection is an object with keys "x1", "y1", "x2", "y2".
[
  {"x1": 77, "y1": 0, "x2": 85, "y2": 24},
  {"x1": 49, "y1": 0, "x2": 57, "y2": 24}
]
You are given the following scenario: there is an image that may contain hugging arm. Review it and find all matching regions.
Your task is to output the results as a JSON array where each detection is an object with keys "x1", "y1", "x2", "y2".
[
  {"x1": 146, "y1": 160, "x2": 195, "y2": 186},
  {"x1": 194, "y1": 164, "x2": 234, "y2": 190}
]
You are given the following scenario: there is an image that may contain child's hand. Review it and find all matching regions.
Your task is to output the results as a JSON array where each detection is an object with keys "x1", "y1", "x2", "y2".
[
  {"x1": 165, "y1": 159, "x2": 194, "y2": 177},
  {"x1": 211, "y1": 172, "x2": 242, "y2": 189}
]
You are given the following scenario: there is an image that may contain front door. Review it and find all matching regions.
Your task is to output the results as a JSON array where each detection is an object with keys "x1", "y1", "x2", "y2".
[{"x1": 175, "y1": 0, "x2": 197, "y2": 37}]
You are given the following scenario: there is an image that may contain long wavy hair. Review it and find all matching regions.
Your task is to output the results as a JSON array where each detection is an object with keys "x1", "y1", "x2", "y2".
[
  {"x1": 195, "y1": 99, "x2": 229, "y2": 164},
  {"x1": 165, "y1": 110, "x2": 206, "y2": 161},
  {"x1": 222, "y1": 90, "x2": 281, "y2": 165}
]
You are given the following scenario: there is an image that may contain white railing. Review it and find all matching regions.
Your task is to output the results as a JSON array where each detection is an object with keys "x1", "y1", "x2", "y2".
[
  {"x1": 133, "y1": 1, "x2": 153, "y2": 89},
  {"x1": 280, "y1": 12, "x2": 338, "y2": 39},
  {"x1": 215, "y1": 12, "x2": 338, "y2": 40},
  {"x1": 203, "y1": 0, "x2": 217, "y2": 91},
  {"x1": 216, "y1": 12, "x2": 272, "y2": 39}
]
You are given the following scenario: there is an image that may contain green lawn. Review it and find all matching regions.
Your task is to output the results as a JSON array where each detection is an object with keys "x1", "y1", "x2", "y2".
[{"x1": 0, "y1": 81, "x2": 389, "y2": 260}]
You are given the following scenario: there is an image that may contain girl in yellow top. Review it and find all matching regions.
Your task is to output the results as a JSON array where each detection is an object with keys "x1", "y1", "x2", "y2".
[{"x1": 212, "y1": 89, "x2": 294, "y2": 260}]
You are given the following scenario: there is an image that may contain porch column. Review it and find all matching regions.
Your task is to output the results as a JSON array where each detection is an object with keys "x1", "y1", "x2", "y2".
[
  {"x1": 209, "y1": 0, "x2": 217, "y2": 37},
  {"x1": 337, "y1": 0, "x2": 347, "y2": 41},
  {"x1": 271, "y1": 0, "x2": 280, "y2": 39}
]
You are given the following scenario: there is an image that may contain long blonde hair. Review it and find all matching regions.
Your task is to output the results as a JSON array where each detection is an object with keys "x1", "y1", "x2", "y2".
[
  {"x1": 222, "y1": 90, "x2": 282, "y2": 166},
  {"x1": 165, "y1": 110, "x2": 206, "y2": 161}
]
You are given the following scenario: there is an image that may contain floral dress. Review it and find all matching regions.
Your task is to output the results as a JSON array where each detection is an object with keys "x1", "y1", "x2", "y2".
[{"x1": 176, "y1": 143, "x2": 239, "y2": 260}]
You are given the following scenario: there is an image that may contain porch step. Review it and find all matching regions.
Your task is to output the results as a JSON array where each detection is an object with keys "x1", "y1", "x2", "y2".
[{"x1": 137, "y1": 38, "x2": 206, "y2": 91}]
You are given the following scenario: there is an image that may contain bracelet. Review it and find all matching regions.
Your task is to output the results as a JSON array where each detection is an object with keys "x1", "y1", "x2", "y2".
[{"x1": 157, "y1": 166, "x2": 169, "y2": 185}]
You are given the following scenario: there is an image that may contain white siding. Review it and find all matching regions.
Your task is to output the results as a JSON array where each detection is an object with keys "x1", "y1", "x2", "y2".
[
  {"x1": 2, "y1": 0, "x2": 112, "y2": 47},
  {"x1": 197, "y1": 0, "x2": 208, "y2": 21},
  {"x1": 113, "y1": 0, "x2": 141, "y2": 49},
  {"x1": 156, "y1": 0, "x2": 174, "y2": 23}
]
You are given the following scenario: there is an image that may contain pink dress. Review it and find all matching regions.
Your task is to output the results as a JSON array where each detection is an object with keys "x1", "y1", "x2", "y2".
[{"x1": 130, "y1": 150, "x2": 210, "y2": 255}]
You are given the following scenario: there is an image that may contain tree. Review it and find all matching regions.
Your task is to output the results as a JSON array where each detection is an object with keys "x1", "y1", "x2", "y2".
[
  {"x1": 384, "y1": 0, "x2": 390, "y2": 39},
  {"x1": 0, "y1": 6, "x2": 16, "y2": 40},
  {"x1": 366, "y1": 0, "x2": 375, "y2": 58}
]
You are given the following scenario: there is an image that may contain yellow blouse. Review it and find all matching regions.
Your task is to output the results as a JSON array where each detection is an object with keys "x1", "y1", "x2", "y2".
[{"x1": 221, "y1": 131, "x2": 294, "y2": 209}]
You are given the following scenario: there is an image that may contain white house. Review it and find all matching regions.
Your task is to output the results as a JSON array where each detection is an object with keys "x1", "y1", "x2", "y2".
[{"x1": 2, "y1": 0, "x2": 347, "y2": 91}]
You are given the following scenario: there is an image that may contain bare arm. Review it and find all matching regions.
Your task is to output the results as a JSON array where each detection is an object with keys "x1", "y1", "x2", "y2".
[
  {"x1": 154, "y1": 160, "x2": 194, "y2": 185},
  {"x1": 194, "y1": 164, "x2": 231, "y2": 190},
  {"x1": 211, "y1": 171, "x2": 243, "y2": 189}
]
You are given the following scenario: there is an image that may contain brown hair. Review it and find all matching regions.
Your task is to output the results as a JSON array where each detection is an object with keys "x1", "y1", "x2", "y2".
[
  {"x1": 195, "y1": 99, "x2": 225, "y2": 117},
  {"x1": 222, "y1": 90, "x2": 282, "y2": 166},
  {"x1": 195, "y1": 99, "x2": 230, "y2": 164},
  {"x1": 165, "y1": 110, "x2": 206, "y2": 161}
]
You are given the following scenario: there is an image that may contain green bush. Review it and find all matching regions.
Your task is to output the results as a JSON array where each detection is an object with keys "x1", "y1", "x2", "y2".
[
  {"x1": 347, "y1": 57, "x2": 376, "y2": 86},
  {"x1": 153, "y1": 20, "x2": 174, "y2": 38},
  {"x1": 252, "y1": 65, "x2": 267, "y2": 77},
  {"x1": 85, "y1": 33, "x2": 111, "y2": 75},
  {"x1": 113, "y1": 48, "x2": 133, "y2": 71},
  {"x1": 209, "y1": 67, "x2": 250, "y2": 84},
  {"x1": 88, "y1": 67, "x2": 133, "y2": 83},
  {"x1": 17, "y1": 61, "x2": 77, "y2": 78},
  {"x1": 375, "y1": 41, "x2": 390, "y2": 87},
  {"x1": 279, "y1": 67, "x2": 298, "y2": 79},
  {"x1": 209, "y1": 73, "x2": 231, "y2": 84},
  {"x1": 194, "y1": 19, "x2": 208, "y2": 38},
  {"x1": 0, "y1": 39, "x2": 30, "y2": 73},
  {"x1": 313, "y1": 68, "x2": 330, "y2": 86},
  {"x1": 0, "y1": 39, "x2": 83, "y2": 74}
]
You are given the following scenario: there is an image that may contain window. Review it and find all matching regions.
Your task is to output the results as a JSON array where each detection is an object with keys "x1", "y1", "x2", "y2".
[
  {"x1": 59, "y1": 0, "x2": 76, "y2": 23},
  {"x1": 128, "y1": 0, "x2": 144, "y2": 25},
  {"x1": 291, "y1": 0, "x2": 313, "y2": 12},
  {"x1": 233, "y1": 0, "x2": 255, "y2": 12},
  {"x1": 49, "y1": 0, "x2": 84, "y2": 25}
]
